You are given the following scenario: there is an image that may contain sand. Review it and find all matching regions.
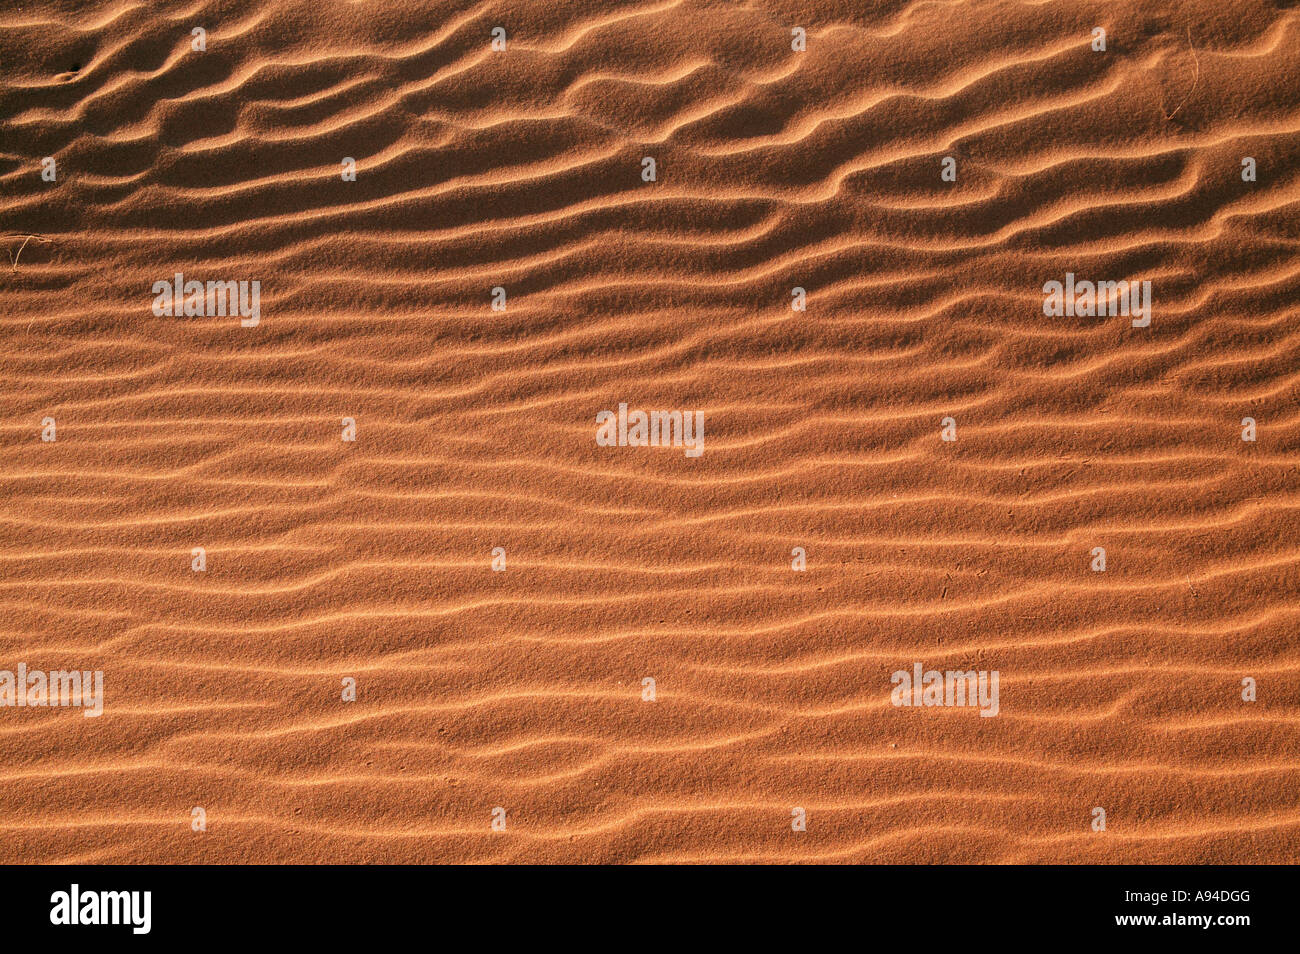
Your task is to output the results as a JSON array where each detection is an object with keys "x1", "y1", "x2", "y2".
[{"x1": 0, "y1": 0, "x2": 1297, "y2": 864}]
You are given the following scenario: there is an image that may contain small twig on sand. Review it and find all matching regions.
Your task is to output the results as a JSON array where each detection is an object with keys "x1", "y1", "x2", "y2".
[
  {"x1": 7, "y1": 233, "x2": 52, "y2": 272},
  {"x1": 1163, "y1": 28, "x2": 1200, "y2": 122}
]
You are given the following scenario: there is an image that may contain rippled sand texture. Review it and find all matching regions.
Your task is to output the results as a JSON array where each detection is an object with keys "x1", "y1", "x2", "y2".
[{"x1": 2, "y1": 0, "x2": 1299, "y2": 864}]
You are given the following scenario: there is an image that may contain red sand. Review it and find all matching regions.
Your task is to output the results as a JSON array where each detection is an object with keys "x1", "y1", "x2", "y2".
[{"x1": 0, "y1": 0, "x2": 1297, "y2": 863}]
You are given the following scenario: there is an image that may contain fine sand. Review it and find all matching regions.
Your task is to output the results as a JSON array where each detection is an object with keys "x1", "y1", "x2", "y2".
[{"x1": 1, "y1": 0, "x2": 1298, "y2": 863}]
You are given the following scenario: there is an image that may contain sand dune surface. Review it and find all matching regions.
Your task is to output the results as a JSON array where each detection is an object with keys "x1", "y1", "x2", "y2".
[{"x1": 1, "y1": 0, "x2": 1298, "y2": 863}]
